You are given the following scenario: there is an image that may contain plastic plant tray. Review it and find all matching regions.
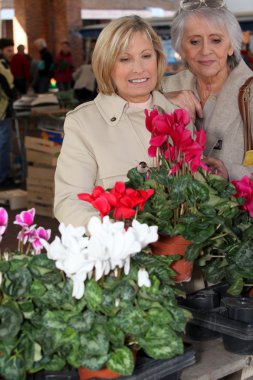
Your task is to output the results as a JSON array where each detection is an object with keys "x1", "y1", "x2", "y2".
[
  {"x1": 119, "y1": 343, "x2": 196, "y2": 380},
  {"x1": 30, "y1": 345, "x2": 196, "y2": 380},
  {"x1": 178, "y1": 283, "x2": 253, "y2": 354}
]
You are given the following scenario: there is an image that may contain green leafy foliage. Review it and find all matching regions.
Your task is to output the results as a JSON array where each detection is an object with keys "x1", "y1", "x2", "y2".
[
  {"x1": 127, "y1": 166, "x2": 253, "y2": 295},
  {"x1": 0, "y1": 250, "x2": 191, "y2": 378}
]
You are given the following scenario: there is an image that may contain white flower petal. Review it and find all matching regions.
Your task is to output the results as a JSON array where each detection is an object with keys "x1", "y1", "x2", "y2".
[{"x1": 138, "y1": 268, "x2": 151, "y2": 288}]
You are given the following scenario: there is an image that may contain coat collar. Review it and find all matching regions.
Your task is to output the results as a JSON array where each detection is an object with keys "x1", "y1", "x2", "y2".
[{"x1": 94, "y1": 91, "x2": 170, "y2": 127}]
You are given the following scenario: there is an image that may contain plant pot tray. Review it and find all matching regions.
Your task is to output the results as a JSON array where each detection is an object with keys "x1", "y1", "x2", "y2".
[
  {"x1": 117, "y1": 344, "x2": 196, "y2": 380},
  {"x1": 178, "y1": 283, "x2": 253, "y2": 354}
]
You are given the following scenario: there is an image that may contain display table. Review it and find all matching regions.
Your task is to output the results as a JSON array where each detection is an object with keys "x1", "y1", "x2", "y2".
[{"x1": 181, "y1": 338, "x2": 253, "y2": 380}]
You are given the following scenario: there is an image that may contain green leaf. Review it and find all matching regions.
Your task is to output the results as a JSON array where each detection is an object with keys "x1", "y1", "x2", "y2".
[
  {"x1": 113, "y1": 308, "x2": 149, "y2": 336},
  {"x1": 227, "y1": 277, "x2": 244, "y2": 295},
  {"x1": 146, "y1": 307, "x2": 173, "y2": 325},
  {"x1": 140, "y1": 325, "x2": 184, "y2": 359},
  {"x1": 29, "y1": 279, "x2": 47, "y2": 298},
  {"x1": 16, "y1": 332, "x2": 35, "y2": 370},
  {"x1": 68, "y1": 310, "x2": 95, "y2": 333},
  {"x1": 0, "y1": 353, "x2": 26, "y2": 380},
  {"x1": 183, "y1": 224, "x2": 216, "y2": 244},
  {"x1": 202, "y1": 260, "x2": 227, "y2": 284},
  {"x1": 44, "y1": 355, "x2": 66, "y2": 371},
  {"x1": 106, "y1": 320, "x2": 125, "y2": 347},
  {"x1": 81, "y1": 354, "x2": 109, "y2": 371},
  {"x1": 0, "y1": 302, "x2": 23, "y2": 339},
  {"x1": 107, "y1": 347, "x2": 134, "y2": 376},
  {"x1": 4, "y1": 267, "x2": 32, "y2": 298},
  {"x1": 18, "y1": 300, "x2": 34, "y2": 319},
  {"x1": 235, "y1": 241, "x2": 253, "y2": 269},
  {"x1": 0, "y1": 260, "x2": 10, "y2": 273},
  {"x1": 80, "y1": 325, "x2": 109, "y2": 356},
  {"x1": 185, "y1": 243, "x2": 202, "y2": 261},
  {"x1": 85, "y1": 279, "x2": 103, "y2": 310}
]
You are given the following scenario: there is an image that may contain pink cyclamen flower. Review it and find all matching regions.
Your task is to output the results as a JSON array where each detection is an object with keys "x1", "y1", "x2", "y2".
[
  {"x1": 14, "y1": 208, "x2": 35, "y2": 228},
  {"x1": 0, "y1": 207, "x2": 8, "y2": 241},
  {"x1": 17, "y1": 225, "x2": 36, "y2": 245},
  {"x1": 29, "y1": 227, "x2": 51, "y2": 254},
  {"x1": 232, "y1": 175, "x2": 253, "y2": 217}
]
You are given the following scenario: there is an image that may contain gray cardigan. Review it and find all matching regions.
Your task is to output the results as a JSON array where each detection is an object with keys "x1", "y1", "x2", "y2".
[{"x1": 162, "y1": 60, "x2": 253, "y2": 180}]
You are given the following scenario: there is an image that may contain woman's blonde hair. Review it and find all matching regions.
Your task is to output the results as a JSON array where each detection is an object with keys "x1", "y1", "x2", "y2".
[{"x1": 92, "y1": 15, "x2": 166, "y2": 94}]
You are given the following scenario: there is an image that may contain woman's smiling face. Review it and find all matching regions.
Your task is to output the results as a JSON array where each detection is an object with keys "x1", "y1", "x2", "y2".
[
  {"x1": 111, "y1": 31, "x2": 158, "y2": 103},
  {"x1": 181, "y1": 15, "x2": 233, "y2": 81}
]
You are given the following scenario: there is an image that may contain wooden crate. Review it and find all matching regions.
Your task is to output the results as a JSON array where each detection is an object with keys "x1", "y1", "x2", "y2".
[
  {"x1": 25, "y1": 136, "x2": 59, "y2": 217},
  {"x1": 24, "y1": 136, "x2": 61, "y2": 155},
  {"x1": 27, "y1": 201, "x2": 54, "y2": 218},
  {"x1": 26, "y1": 177, "x2": 54, "y2": 192},
  {"x1": 26, "y1": 149, "x2": 58, "y2": 167},
  {"x1": 27, "y1": 165, "x2": 55, "y2": 181},
  {"x1": 0, "y1": 189, "x2": 27, "y2": 210}
]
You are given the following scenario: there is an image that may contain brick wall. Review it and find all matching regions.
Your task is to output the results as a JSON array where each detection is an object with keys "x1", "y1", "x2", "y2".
[
  {"x1": 13, "y1": 0, "x2": 83, "y2": 67},
  {"x1": 81, "y1": 0, "x2": 180, "y2": 10}
]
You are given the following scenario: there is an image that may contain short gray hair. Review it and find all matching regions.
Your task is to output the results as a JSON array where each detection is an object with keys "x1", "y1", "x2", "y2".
[
  {"x1": 34, "y1": 38, "x2": 47, "y2": 49},
  {"x1": 170, "y1": 7, "x2": 243, "y2": 70}
]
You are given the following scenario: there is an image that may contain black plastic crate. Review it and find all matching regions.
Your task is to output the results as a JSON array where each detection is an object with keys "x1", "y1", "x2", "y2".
[{"x1": 178, "y1": 283, "x2": 253, "y2": 354}]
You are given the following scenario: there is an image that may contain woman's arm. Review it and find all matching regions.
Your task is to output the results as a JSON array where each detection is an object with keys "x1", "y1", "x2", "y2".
[{"x1": 163, "y1": 90, "x2": 203, "y2": 122}]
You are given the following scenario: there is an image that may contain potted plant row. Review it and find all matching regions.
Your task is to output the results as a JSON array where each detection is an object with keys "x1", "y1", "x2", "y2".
[
  {"x1": 124, "y1": 108, "x2": 253, "y2": 296},
  {"x1": 0, "y1": 202, "x2": 191, "y2": 380}
]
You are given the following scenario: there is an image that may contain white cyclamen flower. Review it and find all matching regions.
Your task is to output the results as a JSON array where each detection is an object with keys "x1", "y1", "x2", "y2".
[
  {"x1": 131, "y1": 220, "x2": 158, "y2": 248},
  {"x1": 87, "y1": 216, "x2": 142, "y2": 274},
  {"x1": 138, "y1": 268, "x2": 151, "y2": 288}
]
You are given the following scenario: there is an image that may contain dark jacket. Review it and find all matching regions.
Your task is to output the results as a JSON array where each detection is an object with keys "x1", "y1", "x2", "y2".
[{"x1": 38, "y1": 47, "x2": 54, "y2": 77}]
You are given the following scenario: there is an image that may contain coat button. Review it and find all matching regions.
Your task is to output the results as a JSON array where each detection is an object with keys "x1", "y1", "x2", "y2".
[{"x1": 110, "y1": 117, "x2": 116, "y2": 122}]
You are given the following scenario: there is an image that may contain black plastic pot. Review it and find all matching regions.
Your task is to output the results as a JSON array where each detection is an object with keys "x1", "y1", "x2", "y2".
[
  {"x1": 220, "y1": 297, "x2": 253, "y2": 354},
  {"x1": 222, "y1": 297, "x2": 253, "y2": 324},
  {"x1": 179, "y1": 284, "x2": 253, "y2": 355},
  {"x1": 179, "y1": 288, "x2": 221, "y2": 341}
]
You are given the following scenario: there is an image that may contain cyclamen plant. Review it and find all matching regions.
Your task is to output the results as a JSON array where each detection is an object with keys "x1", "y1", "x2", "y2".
[
  {"x1": 43, "y1": 215, "x2": 158, "y2": 299},
  {"x1": 0, "y1": 203, "x2": 191, "y2": 379},
  {"x1": 0, "y1": 207, "x2": 51, "y2": 254}
]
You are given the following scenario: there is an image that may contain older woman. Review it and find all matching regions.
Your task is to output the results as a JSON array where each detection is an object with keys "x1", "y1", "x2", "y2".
[
  {"x1": 54, "y1": 15, "x2": 179, "y2": 227},
  {"x1": 162, "y1": 0, "x2": 253, "y2": 181}
]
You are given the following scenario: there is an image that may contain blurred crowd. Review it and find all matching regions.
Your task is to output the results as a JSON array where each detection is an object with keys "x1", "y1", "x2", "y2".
[
  {"x1": 1, "y1": 37, "x2": 97, "y2": 102},
  {"x1": 0, "y1": 36, "x2": 97, "y2": 186}
]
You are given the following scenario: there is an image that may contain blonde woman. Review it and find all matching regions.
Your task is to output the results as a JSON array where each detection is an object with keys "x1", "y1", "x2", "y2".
[{"x1": 54, "y1": 15, "x2": 179, "y2": 227}]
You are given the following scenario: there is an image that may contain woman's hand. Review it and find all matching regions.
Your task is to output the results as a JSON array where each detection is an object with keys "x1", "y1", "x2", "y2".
[
  {"x1": 164, "y1": 90, "x2": 203, "y2": 122},
  {"x1": 203, "y1": 156, "x2": 229, "y2": 181}
]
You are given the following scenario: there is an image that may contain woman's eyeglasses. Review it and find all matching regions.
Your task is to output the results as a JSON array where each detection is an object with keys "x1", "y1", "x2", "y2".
[{"x1": 180, "y1": 0, "x2": 226, "y2": 11}]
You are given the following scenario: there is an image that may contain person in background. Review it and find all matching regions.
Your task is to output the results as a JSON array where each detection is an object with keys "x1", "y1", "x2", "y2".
[
  {"x1": 162, "y1": 0, "x2": 253, "y2": 181},
  {"x1": 0, "y1": 38, "x2": 18, "y2": 185},
  {"x1": 54, "y1": 15, "x2": 184, "y2": 227},
  {"x1": 33, "y1": 38, "x2": 54, "y2": 93},
  {"x1": 10, "y1": 44, "x2": 31, "y2": 95},
  {"x1": 72, "y1": 62, "x2": 96, "y2": 103},
  {"x1": 54, "y1": 41, "x2": 74, "y2": 91}
]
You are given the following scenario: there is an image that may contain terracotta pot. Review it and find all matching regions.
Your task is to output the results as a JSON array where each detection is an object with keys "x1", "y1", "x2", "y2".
[
  {"x1": 78, "y1": 350, "x2": 137, "y2": 380},
  {"x1": 78, "y1": 366, "x2": 122, "y2": 379},
  {"x1": 150, "y1": 235, "x2": 193, "y2": 283}
]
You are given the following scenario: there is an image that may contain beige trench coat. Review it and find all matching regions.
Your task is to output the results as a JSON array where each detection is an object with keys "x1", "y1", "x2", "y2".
[
  {"x1": 162, "y1": 59, "x2": 253, "y2": 181},
  {"x1": 54, "y1": 91, "x2": 179, "y2": 227}
]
